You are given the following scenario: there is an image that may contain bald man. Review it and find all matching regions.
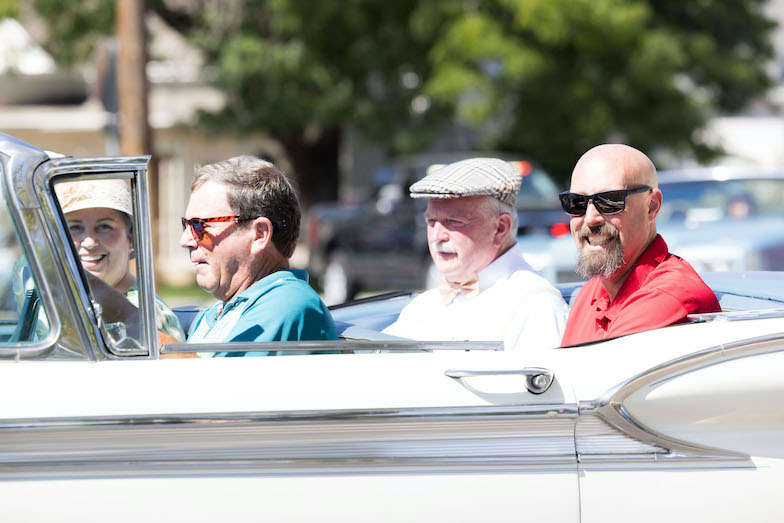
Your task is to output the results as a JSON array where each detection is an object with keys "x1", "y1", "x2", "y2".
[{"x1": 560, "y1": 144, "x2": 720, "y2": 346}]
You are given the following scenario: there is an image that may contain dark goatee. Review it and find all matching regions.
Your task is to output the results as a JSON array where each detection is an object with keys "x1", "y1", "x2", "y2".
[{"x1": 575, "y1": 223, "x2": 624, "y2": 278}]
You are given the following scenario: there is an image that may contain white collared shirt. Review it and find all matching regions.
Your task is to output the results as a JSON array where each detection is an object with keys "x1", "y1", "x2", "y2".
[{"x1": 383, "y1": 245, "x2": 568, "y2": 352}]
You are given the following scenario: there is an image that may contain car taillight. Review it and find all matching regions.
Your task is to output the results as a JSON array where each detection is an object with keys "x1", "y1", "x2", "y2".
[
  {"x1": 511, "y1": 161, "x2": 532, "y2": 176},
  {"x1": 551, "y1": 222, "x2": 570, "y2": 237}
]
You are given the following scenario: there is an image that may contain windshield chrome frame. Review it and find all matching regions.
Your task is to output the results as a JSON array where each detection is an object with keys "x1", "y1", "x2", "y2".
[
  {"x1": 40, "y1": 158, "x2": 157, "y2": 359},
  {"x1": 1, "y1": 133, "x2": 64, "y2": 358},
  {"x1": 1, "y1": 130, "x2": 155, "y2": 360}
]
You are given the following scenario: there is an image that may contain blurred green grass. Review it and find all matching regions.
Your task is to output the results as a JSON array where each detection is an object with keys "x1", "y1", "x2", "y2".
[{"x1": 158, "y1": 283, "x2": 213, "y2": 307}]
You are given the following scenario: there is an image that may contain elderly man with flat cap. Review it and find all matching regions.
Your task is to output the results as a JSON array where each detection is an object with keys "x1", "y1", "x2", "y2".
[{"x1": 383, "y1": 157, "x2": 568, "y2": 352}]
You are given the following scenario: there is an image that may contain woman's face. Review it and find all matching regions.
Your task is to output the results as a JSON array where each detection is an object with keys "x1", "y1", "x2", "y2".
[{"x1": 66, "y1": 207, "x2": 134, "y2": 290}]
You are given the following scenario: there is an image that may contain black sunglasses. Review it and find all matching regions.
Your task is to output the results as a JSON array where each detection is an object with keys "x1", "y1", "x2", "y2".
[
  {"x1": 559, "y1": 186, "x2": 652, "y2": 216},
  {"x1": 181, "y1": 215, "x2": 246, "y2": 241}
]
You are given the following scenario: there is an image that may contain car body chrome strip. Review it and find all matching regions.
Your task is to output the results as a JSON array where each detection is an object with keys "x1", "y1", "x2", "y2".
[
  {"x1": 0, "y1": 405, "x2": 578, "y2": 478},
  {"x1": 0, "y1": 404, "x2": 578, "y2": 428}
]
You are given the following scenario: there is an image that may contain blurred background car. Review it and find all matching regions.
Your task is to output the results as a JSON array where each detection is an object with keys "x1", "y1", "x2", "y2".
[
  {"x1": 518, "y1": 166, "x2": 784, "y2": 283},
  {"x1": 306, "y1": 153, "x2": 569, "y2": 304}
]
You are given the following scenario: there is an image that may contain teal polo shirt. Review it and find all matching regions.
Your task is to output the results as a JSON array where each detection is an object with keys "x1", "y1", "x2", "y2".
[{"x1": 188, "y1": 269, "x2": 337, "y2": 356}]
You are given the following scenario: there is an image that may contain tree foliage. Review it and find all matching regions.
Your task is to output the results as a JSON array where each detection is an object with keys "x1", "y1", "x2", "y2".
[
  {"x1": 186, "y1": 0, "x2": 452, "y2": 203},
  {"x1": 34, "y1": 0, "x2": 114, "y2": 67},
  {"x1": 419, "y1": 0, "x2": 775, "y2": 179},
  {"x1": 0, "y1": 0, "x2": 19, "y2": 19},
  {"x1": 31, "y1": 0, "x2": 776, "y2": 192}
]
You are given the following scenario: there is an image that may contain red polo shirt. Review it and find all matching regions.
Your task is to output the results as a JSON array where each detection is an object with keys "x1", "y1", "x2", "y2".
[{"x1": 561, "y1": 235, "x2": 720, "y2": 346}]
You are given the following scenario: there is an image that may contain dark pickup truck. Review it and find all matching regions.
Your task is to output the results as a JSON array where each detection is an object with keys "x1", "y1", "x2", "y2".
[{"x1": 306, "y1": 153, "x2": 569, "y2": 304}]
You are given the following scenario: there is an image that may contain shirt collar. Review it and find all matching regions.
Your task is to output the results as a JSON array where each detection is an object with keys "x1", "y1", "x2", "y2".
[
  {"x1": 477, "y1": 244, "x2": 533, "y2": 292},
  {"x1": 233, "y1": 269, "x2": 307, "y2": 300},
  {"x1": 612, "y1": 234, "x2": 667, "y2": 304},
  {"x1": 214, "y1": 269, "x2": 308, "y2": 319},
  {"x1": 589, "y1": 234, "x2": 667, "y2": 317}
]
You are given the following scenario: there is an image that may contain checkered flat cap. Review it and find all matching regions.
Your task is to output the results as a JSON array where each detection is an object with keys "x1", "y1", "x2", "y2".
[{"x1": 409, "y1": 157, "x2": 522, "y2": 206}]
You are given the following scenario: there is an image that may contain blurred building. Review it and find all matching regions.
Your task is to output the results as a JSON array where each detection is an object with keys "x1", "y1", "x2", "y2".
[
  {"x1": 0, "y1": 14, "x2": 286, "y2": 286},
  {"x1": 697, "y1": 0, "x2": 784, "y2": 167}
]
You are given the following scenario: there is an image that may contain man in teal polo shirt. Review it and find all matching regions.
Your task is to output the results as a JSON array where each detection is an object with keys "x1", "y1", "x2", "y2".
[{"x1": 180, "y1": 155, "x2": 337, "y2": 355}]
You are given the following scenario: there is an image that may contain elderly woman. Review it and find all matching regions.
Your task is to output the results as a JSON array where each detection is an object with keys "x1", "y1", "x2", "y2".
[{"x1": 55, "y1": 179, "x2": 185, "y2": 342}]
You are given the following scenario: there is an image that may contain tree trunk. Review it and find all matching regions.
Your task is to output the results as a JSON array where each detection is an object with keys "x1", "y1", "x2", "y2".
[
  {"x1": 116, "y1": 0, "x2": 160, "y2": 286},
  {"x1": 276, "y1": 126, "x2": 341, "y2": 210}
]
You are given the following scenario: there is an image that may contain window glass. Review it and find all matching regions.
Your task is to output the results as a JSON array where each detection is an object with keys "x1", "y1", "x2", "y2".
[
  {"x1": 0, "y1": 188, "x2": 51, "y2": 345},
  {"x1": 54, "y1": 178, "x2": 148, "y2": 355}
]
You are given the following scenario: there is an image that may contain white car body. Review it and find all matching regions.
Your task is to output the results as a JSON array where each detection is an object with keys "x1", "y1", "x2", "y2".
[{"x1": 1, "y1": 132, "x2": 783, "y2": 522}]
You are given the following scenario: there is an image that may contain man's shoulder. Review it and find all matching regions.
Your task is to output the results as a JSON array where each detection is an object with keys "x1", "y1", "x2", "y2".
[
  {"x1": 505, "y1": 268, "x2": 565, "y2": 296},
  {"x1": 236, "y1": 271, "x2": 335, "y2": 339},
  {"x1": 633, "y1": 252, "x2": 718, "y2": 311},
  {"x1": 647, "y1": 252, "x2": 711, "y2": 290}
]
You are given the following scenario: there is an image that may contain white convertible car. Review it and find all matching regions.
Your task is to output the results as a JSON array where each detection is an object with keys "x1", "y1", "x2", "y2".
[{"x1": 1, "y1": 132, "x2": 783, "y2": 522}]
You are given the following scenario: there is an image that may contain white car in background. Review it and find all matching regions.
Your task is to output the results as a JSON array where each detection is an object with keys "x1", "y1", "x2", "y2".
[{"x1": 1, "y1": 133, "x2": 783, "y2": 522}]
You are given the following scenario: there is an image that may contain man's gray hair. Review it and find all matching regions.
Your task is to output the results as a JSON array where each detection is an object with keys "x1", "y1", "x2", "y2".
[
  {"x1": 480, "y1": 196, "x2": 518, "y2": 241},
  {"x1": 192, "y1": 155, "x2": 300, "y2": 258}
]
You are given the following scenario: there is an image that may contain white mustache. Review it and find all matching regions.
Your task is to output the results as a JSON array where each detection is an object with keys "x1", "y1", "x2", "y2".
[{"x1": 431, "y1": 239, "x2": 457, "y2": 254}]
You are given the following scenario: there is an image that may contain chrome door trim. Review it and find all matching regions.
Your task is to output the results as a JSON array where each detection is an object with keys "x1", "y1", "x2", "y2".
[
  {"x1": 592, "y1": 333, "x2": 784, "y2": 460},
  {"x1": 0, "y1": 404, "x2": 578, "y2": 479},
  {"x1": 162, "y1": 340, "x2": 506, "y2": 354},
  {"x1": 691, "y1": 309, "x2": 784, "y2": 321}
]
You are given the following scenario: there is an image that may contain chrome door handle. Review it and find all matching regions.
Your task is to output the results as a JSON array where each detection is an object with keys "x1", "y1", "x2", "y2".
[{"x1": 445, "y1": 367, "x2": 554, "y2": 394}]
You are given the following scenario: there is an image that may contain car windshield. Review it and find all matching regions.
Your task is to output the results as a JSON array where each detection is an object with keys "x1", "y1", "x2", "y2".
[
  {"x1": 658, "y1": 178, "x2": 784, "y2": 226},
  {"x1": 0, "y1": 186, "x2": 51, "y2": 345}
]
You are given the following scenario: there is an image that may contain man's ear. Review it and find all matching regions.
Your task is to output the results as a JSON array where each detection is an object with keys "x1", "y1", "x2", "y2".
[
  {"x1": 249, "y1": 217, "x2": 274, "y2": 254},
  {"x1": 649, "y1": 188, "x2": 663, "y2": 221},
  {"x1": 494, "y1": 213, "x2": 513, "y2": 247}
]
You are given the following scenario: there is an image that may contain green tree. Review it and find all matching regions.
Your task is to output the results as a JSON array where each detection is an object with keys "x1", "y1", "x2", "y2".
[
  {"x1": 0, "y1": 0, "x2": 19, "y2": 19},
  {"x1": 420, "y1": 0, "x2": 776, "y2": 180},
  {"x1": 33, "y1": 0, "x2": 776, "y2": 193},
  {"x1": 187, "y1": 0, "x2": 452, "y2": 204},
  {"x1": 34, "y1": 0, "x2": 114, "y2": 67}
]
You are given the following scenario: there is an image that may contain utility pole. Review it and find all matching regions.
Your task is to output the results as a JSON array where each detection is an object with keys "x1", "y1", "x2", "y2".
[{"x1": 115, "y1": 0, "x2": 160, "y2": 282}]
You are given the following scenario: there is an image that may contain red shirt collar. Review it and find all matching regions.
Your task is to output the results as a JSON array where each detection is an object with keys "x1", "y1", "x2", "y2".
[{"x1": 589, "y1": 234, "x2": 668, "y2": 321}]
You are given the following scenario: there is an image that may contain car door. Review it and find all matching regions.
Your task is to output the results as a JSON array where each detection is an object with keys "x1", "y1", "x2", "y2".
[{"x1": 0, "y1": 349, "x2": 580, "y2": 522}]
